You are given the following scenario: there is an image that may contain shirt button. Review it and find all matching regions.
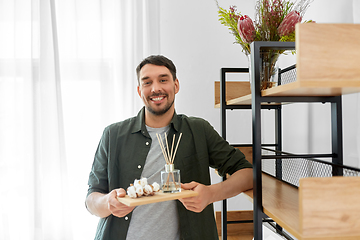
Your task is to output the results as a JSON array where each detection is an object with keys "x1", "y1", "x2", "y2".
[
  {"x1": 138, "y1": 165, "x2": 141, "y2": 169},
  {"x1": 146, "y1": 142, "x2": 149, "y2": 145},
  {"x1": 125, "y1": 216, "x2": 128, "y2": 220}
]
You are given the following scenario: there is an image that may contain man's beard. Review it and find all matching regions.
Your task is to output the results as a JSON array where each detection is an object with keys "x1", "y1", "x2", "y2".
[{"x1": 146, "y1": 97, "x2": 174, "y2": 116}]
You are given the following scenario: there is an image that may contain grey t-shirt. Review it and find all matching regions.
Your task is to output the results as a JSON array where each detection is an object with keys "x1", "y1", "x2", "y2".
[{"x1": 126, "y1": 125, "x2": 180, "y2": 240}]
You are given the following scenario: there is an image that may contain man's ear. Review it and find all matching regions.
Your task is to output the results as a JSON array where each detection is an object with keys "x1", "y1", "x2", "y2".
[
  {"x1": 137, "y1": 85, "x2": 141, "y2": 97},
  {"x1": 174, "y1": 78, "x2": 180, "y2": 94}
]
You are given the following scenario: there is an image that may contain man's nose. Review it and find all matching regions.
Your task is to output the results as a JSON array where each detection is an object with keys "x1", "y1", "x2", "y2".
[{"x1": 151, "y1": 81, "x2": 162, "y2": 93}]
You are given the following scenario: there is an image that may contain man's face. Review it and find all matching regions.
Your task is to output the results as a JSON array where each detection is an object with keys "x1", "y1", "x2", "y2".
[{"x1": 137, "y1": 64, "x2": 179, "y2": 116}]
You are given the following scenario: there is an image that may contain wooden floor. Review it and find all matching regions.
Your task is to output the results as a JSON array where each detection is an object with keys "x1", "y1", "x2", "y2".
[{"x1": 218, "y1": 234, "x2": 253, "y2": 240}]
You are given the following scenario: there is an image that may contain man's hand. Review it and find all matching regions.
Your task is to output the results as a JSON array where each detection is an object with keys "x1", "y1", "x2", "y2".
[
  {"x1": 107, "y1": 188, "x2": 135, "y2": 218},
  {"x1": 178, "y1": 168, "x2": 253, "y2": 213},
  {"x1": 178, "y1": 182, "x2": 214, "y2": 213},
  {"x1": 86, "y1": 188, "x2": 135, "y2": 218}
]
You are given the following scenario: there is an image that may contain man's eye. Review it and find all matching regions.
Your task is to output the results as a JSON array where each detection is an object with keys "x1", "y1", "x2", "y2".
[
  {"x1": 160, "y1": 79, "x2": 167, "y2": 82},
  {"x1": 143, "y1": 81, "x2": 151, "y2": 85}
]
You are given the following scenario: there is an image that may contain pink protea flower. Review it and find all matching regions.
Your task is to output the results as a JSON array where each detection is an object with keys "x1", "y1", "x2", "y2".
[
  {"x1": 237, "y1": 15, "x2": 256, "y2": 43},
  {"x1": 277, "y1": 10, "x2": 302, "y2": 37}
]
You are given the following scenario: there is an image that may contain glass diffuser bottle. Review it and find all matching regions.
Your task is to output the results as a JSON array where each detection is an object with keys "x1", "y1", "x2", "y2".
[
  {"x1": 161, "y1": 163, "x2": 181, "y2": 193},
  {"x1": 157, "y1": 132, "x2": 183, "y2": 194}
]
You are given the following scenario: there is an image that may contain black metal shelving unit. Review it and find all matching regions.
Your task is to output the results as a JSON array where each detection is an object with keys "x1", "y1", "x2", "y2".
[
  {"x1": 219, "y1": 67, "x2": 282, "y2": 240},
  {"x1": 219, "y1": 41, "x2": 360, "y2": 240}
]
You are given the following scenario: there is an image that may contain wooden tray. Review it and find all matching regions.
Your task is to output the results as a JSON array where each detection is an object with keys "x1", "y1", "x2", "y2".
[{"x1": 117, "y1": 190, "x2": 198, "y2": 207}]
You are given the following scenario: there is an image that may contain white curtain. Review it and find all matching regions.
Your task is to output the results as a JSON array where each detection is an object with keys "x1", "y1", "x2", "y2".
[{"x1": 0, "y1": 0, "x2": 159, "y2": 239}]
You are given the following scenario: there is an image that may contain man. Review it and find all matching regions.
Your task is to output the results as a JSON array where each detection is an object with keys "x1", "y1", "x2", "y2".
[{"x1": 86, "y1": 55, "x2": 253, "y2": 240}]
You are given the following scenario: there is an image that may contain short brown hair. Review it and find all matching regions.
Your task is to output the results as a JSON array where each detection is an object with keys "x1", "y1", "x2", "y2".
[{"x1": 136, "y1": 55, "x2": 177, "y2": 85}]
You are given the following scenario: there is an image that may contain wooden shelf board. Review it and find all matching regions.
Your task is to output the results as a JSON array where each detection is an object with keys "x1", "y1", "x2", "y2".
[
  {"x1": 214, "y1": 81, "x2": 360, "y2": 107},
  {"x1": 243, "y1": 173, "x2": 301, "y2": 239},
  {"x1": 214, "y1": 81, "x2": 251, "y2": 106},
  {"x1": 215, "y1": 210, "x2": 253, "y2": 237},
  {"x1": 262, "y1": 81, "x2": 360, "y2": 97},
  {"x1": 296, "y1": 24, "x2": 360, "y2": 86},
  {"x1": 243, "y1": 174, "x2": 360, "y2": 240},
  {"x1": 214, "y1": 94, "x2": 281, "y2": 107},
  {"x1": 299, "y1": 177, "x2": 360, "y2": 239}
]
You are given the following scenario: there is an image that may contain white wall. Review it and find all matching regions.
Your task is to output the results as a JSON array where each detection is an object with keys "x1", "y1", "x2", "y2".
[
  {"x1": 158, "y1": 0, "x2": 360, "y2": 212},
  {"x1": 159, "y1": 0, "x2": 255, "y2": 211}
]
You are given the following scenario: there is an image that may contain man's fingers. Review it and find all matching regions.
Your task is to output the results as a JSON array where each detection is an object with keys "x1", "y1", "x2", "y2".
[
  {"x1": 181, "y1": 181, "x2": 198, "y2": 190},
  {"x1": 179, "y1": 201, "x2": 202, "y2": 213},
  {"x1": 116, "y1": 188, "x2": 126, "y2": 198}
]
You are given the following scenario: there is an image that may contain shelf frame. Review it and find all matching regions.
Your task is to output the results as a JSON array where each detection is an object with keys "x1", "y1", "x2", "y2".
[
  {"x1": 250, "y1": 41, "x2": 346, "y2": 239},
  {"x1": 219, "y1": 67, "x2": 284, "y2": 240},
  {"x1": 218, "y1": 23, "x2": 360, "y2": 239},
  {"x1": 220, "y1": 68, "x2": 252, "y2": 240},
  {"x1": 251, "y1": 41, "x2": 297, "y2": 240},
  {"x1": 218, "y1": 65, "x2": 346, "y2": 239}
]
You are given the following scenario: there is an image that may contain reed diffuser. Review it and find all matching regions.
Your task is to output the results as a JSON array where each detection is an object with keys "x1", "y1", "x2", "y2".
[{"x1": 156, "y1": 132, "x2": 182, "y2": 193}]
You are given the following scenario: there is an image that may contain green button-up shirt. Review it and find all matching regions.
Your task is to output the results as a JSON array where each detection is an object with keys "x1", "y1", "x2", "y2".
[{"x1": 87, "y1": 107, "x2": 252, "y2": 240}]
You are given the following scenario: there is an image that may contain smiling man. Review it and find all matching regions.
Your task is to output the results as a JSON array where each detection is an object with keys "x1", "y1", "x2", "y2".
[
  {"x1": 85, "y1": 55, "x2": 253, "y2": 240},
  {"x1": 137, "y1": 62, "x2": 179, "y2": 127}
]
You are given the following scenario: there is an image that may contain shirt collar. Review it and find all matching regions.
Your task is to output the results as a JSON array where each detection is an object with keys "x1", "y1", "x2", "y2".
[
  {"x1": 131, "y1": 107, "x2": 180, "y2": 134},
  {"x1": 131, "y1": 107, "x2": 146, "y2": 134},
  {"x1": 170, "y1": 110, "x2": 179, "y2": 132}
]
